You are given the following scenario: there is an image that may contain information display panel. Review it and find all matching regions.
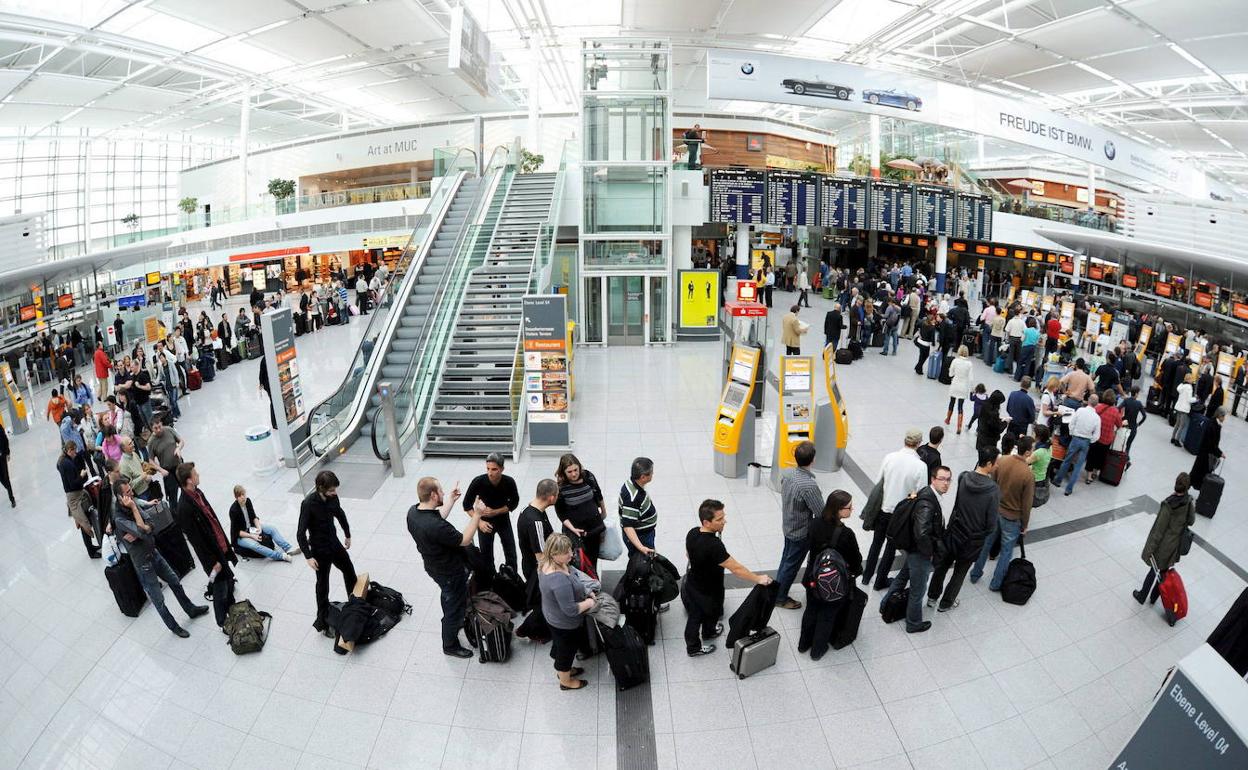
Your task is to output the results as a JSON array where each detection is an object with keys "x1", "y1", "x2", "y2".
[
  {"x1": 709, "y1": 168, "x2": 766, "y2": 224},
  {"x1": 913, "y1": 184, "x2": 955, "y2": 237},
  {"x1": 868, "y1": 180, "x2": 914, "y2": 233},
  {"x1": 765, "y1": 170, "x2": 818, "y2": 226},
  {"x1": 818, "y1": 177, "x2": 868, "y2": 230},
  {"x1": 954, "y1": 192, "x2": 993, "y2": 241}
]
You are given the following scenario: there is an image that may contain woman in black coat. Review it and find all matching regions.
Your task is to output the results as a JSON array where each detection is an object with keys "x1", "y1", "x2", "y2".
[
  {"x1": 798, "y1": 490, "x2": 863, "y2": 661},
  {"x1": 1203, "y1": 376, "x2": 1225, "y2": 419},
  {"x1": 976, "y1": 390, "x2": 1006, "y2": 453},
  {"x1": 1189, "y1": 406, "x2": 1226, "y2": 489}
]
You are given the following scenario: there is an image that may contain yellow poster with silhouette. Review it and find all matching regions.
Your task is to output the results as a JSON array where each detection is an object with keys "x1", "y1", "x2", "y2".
[{"x1": 679, "y1": 270, "x2": 720, "y2": 329}]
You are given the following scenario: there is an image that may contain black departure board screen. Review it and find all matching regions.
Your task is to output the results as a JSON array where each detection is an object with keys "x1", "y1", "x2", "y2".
[
  {"x1": 818, "y1": 177, "x2": 868, "y2": 230},
  {"x1": 868, "y1": 180, "x2": 914, "y2": 233},
  {"x1": 914, "y1": 184, "x2": 955, "y2": 237},
  {"x1": 954, "y1": 192, "x2": 994, "y2": 241},
  {"x1": 765, "y1": 170, "x2": 818, "y2": 226},
  {"x1": 709, "y1": 168, "x2": 766, "y2": 224}
]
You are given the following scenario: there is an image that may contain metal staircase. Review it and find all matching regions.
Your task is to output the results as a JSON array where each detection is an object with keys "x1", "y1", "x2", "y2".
[
  {"x1": 423, "y1": 172, "x2": 558, "y2": 456},
  {"x1": 348, "y1": 177, "x2": 485, "y2": 449}
]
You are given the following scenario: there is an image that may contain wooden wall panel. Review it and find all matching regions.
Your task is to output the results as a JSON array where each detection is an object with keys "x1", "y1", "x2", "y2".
[{"x1": 674, "y1": 129, "x2": 835, "y2": 170}]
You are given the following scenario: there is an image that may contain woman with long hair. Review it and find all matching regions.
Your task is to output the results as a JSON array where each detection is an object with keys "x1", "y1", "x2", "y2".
[
  {"x1": 798, "y1": 490, "x2": 862, "y2": 660},
  {"x1": 554, "y1": 453, "x2": 607, "y2": 572},
  {"x1": 538, "y1": 533, "x2": 595, "y2": 690},
  {"x1": 945, "y1": 345, "x2": 974, "y2": 435}
]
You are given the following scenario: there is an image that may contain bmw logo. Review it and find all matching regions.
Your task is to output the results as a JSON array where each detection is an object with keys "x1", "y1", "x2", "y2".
[
  {"x1": 1104, "y1": 141, "x2": 1116, "y2": 160},
  {"x1": 740, "y1": 62, "x2": 754, "y2": 75}
]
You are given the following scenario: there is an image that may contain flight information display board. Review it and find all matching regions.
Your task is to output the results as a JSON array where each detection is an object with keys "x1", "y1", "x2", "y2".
[
  {"x1": 818, "y1": 177, "x2": 869, "y2": 230},
  {"x1": 868, "y1": 180, "x2": 914, "y2": 233},
  {"x1": 954, "y1": 192, "x2": 994, "y2": 241},
  {"x1": 914, "y1": 184, "x2": 955, "y2": 237},
  {"x1": 709, "y1": 168, "x2": 766, "y2": 224},
  {"x1": 765, "y1": 170, "x2": 818, "y2": 226}
]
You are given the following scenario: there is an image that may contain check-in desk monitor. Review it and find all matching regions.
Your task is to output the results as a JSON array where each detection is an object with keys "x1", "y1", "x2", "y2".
[
  {"x1": 813, "y1": 344, "x2": 848, "y2": 472},
  {"x1": 770, "y1": 355, "x2": 815, "y2": 488},
  {"x1": 713, "y1": 345, "x2": 761, "y2": 478}
]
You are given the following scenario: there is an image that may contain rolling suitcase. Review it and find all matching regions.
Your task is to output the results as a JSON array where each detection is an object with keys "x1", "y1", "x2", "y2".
[
  {"x1": 870, "y1": 329, "x2": 884, "y2": 348},
  {"x1": 1196, "y1": 460, "x2": 1223, "y2": 518},
  {"x1": 597, "y1": 621, "x2": 648, "y2": 691},
  {"x1": 831, "y1": 586, "x2": 868, "y2": 650},
  {"x1": 729, "y1": 626, "x2": 780, "y2": 679},
  {"x1": 105, "y1": 550, "x2": 146, "y2": 618},
  {"x1": 1182, "y1": 413, "x2": 1208, "y2": 455},
  {"x1": 1152, "y1": 558, "x2": 1187, "y2": 627},
  {"x1": 198, "y1": 355, "x2": 216, "y2": 382},
  {"x1": 1000, "y1": 539, "x2": 1036, "y2": 606},
  {"x1": 187, "y1": 368, "x2": 202, "y2": 391},
  {"x1": 926, "y1": 349, "x2": 942, "y2": 380},
  {"x1": 1100, "y1": 436, "x2": 1128, "y2": 487}
]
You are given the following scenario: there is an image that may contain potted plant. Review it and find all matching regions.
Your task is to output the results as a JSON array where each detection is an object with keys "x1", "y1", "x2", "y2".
[
  {"x1": 178, "y1": 196, "x2": 198, "y2": 214},
  {"x1": 121, "y1": 213, "x2": 139, "y2": 241},
  {"x1": 268, "y1": 178, "x2": 296, "y2": 214},
  {"x1": 519, "y1": 149, "x2": 544, "y2": 174}
]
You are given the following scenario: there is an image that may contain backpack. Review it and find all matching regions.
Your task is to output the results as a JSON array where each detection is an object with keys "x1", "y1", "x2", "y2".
[
  {"x1": 886, "y1": 495, "x2": 920, "y2": 552},
  {"x1": 223, "y1": 600, "x2": 271, "y2": 655},
  {"x1": 806, "y1": 547, "x2": 850, "y2": 603},
  {"x1": 365, "y1": 581, "x2": 412, "y2": 620}
]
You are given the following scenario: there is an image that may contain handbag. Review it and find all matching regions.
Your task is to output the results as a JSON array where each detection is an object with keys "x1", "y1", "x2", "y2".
[
  {"x1": 1179, "y1": 526, "x2": 1194, "y2": 557},
  {"x1": 1032, "y1": 479, "x2": 1050, "y2": 508},
  {"x1": 144, "y1": 499, "x2": 175, "y2": 533},
  {"x1": 599, "y1": 519, "x2": 625, "y2": 562}
]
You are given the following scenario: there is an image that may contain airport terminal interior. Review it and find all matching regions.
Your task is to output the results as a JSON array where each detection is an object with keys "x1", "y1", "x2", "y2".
[{"x1": 2, "y1": 1, "x2": 1248, "y2": 769}]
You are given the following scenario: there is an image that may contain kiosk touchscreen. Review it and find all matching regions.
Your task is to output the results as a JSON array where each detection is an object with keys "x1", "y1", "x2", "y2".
[
  {"x1": 770, "y1": 355, "x2": 815, "y2": 489},
  {"x1": 713, "y1": 345, "x2": 761, "y2": 479},
  {"x1": 813, "y1": 344, "x2": 848, "y2": 472}
]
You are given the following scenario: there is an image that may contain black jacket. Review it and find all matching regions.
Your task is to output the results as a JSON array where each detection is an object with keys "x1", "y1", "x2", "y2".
[
  {"x1": 228, "y1": 498, "x2": 258, "y2": 547},
  {"x1": 725, "y1": 582, "x2": 779, "y2": 647},
  {"x1": 976, "y1": 406, "x2": 1005, "y2": 452},
  {"x1": 824, "y1": 310, "x2": 843, "y2": 339},
  {"x1": 1161, "y1": 357, "x2": 1182, "y2": 393},
  {"x1": 891, "y1": 486, "x2": 944, "y2": 559},
  {"x1": 1208, "y1": 587, "x2": 1248, "y2": 677},
  {"x1": 176, "y1": 487, "x2": 237, "y2": 576},
  {"x1": 297, "y1": 490, "x2": 352, "y2": 557},
  {"x1": 946, "y1": 471, "x2": 999, "y2": 559},
  {"x1": 805, "y1": 518, "x2": 862, "y2": 580}
]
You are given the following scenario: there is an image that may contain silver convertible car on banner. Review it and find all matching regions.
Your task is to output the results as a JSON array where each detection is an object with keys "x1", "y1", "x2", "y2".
[
  {"x1": 862, "y1": 88, "x2": 922, "y2": 111},
  {"x1": 780, "y1": 77, "x2": 853, "y2": 100}
]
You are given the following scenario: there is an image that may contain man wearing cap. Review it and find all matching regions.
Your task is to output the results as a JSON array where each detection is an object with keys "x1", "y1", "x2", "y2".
[{"x1": 862, "y1": 429, "x2": 930, "y2": 590}]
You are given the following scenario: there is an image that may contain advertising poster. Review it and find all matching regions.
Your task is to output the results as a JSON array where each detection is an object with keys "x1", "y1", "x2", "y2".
[
  {"x1": 522, "y1": 295, "x2": 570, "y2": 449},
  {"x1": 261, "y1": 308, "x2": 307, "y2": 467},
  {"x1": 679, "y1": 270, "x2": 721, "y2": 329},
  {"x1": 750, "y1": 248, "x2": 775, "y2": 272},
  {"x1": 706, "y1": 50, "x2": 1205, "y2": 196}
]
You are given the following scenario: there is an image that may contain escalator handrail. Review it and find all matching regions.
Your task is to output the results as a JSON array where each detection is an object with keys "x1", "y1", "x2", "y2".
[{"x1": 297, "y1": 160, "x2": 474, "y2": 459}]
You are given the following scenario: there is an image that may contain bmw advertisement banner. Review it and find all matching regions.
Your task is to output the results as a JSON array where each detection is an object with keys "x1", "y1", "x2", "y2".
[{"x1": 708, "y1": 51, "x2": 1205, "y2": 198}]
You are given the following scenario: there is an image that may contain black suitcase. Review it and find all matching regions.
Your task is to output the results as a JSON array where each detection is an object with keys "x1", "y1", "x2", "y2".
[
  {"x1": 229, "y1": 349, "x2": 242, "y2": 365},
  {"x1": 198, "y1": 354, "x2": 216, "y2": 382},
  {"x1": 1146, "y1": 387, "x2": 1165, "y2": 415},
  {"x1": 832, "y1": 586, "x2": 867, "y2": 650},
  {"x1": 834, "y1": 348, "x2": 854, "y2": 366},
  {"x1": 597, "y1": 622, "x2": 648, "y2": 691},
  {"x1": 1100, "y1": 448, "x2": 1128, "y2": 487},
  {"x1": 871, "y1": 330, "x2": 884, "y2": 348},
  {"x1": 466, "y1": 611, "x2": 513, "y2": 663},
  {"x1": 624, "y1": 607, "x2": 658, "y2": 646},
  {"x1": 849, "y1": 341, "x2": 864, "y2": 360},
  {"x1": 1183, "y1": 413, "x2": 1208, "y2": 455},
  {"x1": 105, "y1": 553, "x2": 146, "y2": 617},
  {"x1": 1197, "y1": 470, "x2": 1223, "y2": 518},
  {"x1": 1000, "y1": 539, "x2": 1036, "y2": 605},
  {"x1": 155, "y1": 526, "x2": 195, "y2": 578},
  {"x1": 880, "y1": 587, "x2": 909, "y2": 624}
]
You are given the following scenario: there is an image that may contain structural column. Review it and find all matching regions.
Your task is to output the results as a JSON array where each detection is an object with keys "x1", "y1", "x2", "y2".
[
  {"x1": 735, "y1": 225, "x2": 751, "y2": 280},
  {"x1": 239, "y1": 92, "x2": 251, "y2": 209},
  {"x1": 869, "y1": 115, "x2": 881, "y2": 178},
  {"x1": 1072, "y1": 252, "x2": 1085, "y2": 289},
  {"x1": 935, "y1": 235, "x2": 948, "y2": 294},
  {"x1": 672, "y1": 224, "x2": 693, "y2": 271},
  {"x1": 1086, "y1": 162, "x2": 1097, "y2": 212}
]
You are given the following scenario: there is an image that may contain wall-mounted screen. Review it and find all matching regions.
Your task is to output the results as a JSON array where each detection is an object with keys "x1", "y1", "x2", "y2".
[{"x1": 709, "y1": 169, "x2": 766, "y2": 224}]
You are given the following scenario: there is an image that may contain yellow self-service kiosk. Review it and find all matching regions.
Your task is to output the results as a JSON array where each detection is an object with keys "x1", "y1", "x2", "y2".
[
  {"x1": 0, "y1": 362, "x2": 27, "y2": 435},
  {"x1": 770, "y1": 355, "x2": 815, "y2": 489},
  {"x1": 813, "y1": 344, "x2": 848, "y2": 472},
  {"x1": 713, "y1": 345, "x2": 762, "y2": 478}
]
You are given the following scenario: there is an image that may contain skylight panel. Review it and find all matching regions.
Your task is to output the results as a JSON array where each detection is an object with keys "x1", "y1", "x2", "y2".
[{"x1": 802, "y1": 0, "x2": 913, "y2": 49}]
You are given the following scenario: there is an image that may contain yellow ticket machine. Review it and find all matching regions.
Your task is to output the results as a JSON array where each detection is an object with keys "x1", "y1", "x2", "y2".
[
  {"x1": 813, "y1": 344, "x2": 848, "y2": 472},
  {"x1": 0, "y1": 362, "x2": 27, "y2": 435},
  {"x1": 713, "y1": 345, "x2": 761, "y2": 478},
  {"x1": 770, "y1": 355, "x2": 815, "y2": 489}
]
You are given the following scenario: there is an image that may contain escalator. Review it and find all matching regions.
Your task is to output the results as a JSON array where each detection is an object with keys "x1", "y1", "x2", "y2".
[{"x1": 298, "y1": 159, "x2": 494, "y2": 466}]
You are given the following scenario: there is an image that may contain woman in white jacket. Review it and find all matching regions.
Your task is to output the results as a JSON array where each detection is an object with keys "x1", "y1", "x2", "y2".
[
  {"x1": 1171, "y1": 372, "x2": 1195, "y2": 447},
  {"x1": 945, "y1": 345, "x2": 975, "y2": 435}
]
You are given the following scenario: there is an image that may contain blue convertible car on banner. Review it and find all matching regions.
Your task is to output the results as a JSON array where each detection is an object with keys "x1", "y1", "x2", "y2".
[{"x1": 862, "y1": 88, "x2": 922, "y2": 111}]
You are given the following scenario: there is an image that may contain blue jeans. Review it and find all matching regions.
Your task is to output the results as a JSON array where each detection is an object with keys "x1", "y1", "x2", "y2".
[
  {"x1": 236, "y1": 524, "x2": 293, "y2": 560},
  {"x1": 431, "y1": 569, "x2": 469, "y2": 650},
  {"x1": 970, "y1": 516, "x2": 1022, "y2": 590},
  {"x1": 881, "y1": 551, "x2": 933, "y2": 631},
  {"x1": 133, "y1": 551, "x2": 198, "y2": 631},
  {"x1": 162, "y1": 375, "x2": 181, "y2": 418},
  {"x1": 1053, "y1": 436, "x2": 1091, "y2": 493},
  {"x1": 881, "y1": 328, "x2": 899, "y2": 355},
  {"x1": 624, "y1": 527, "x2": 655, "y2": 557},
  {"x1": 774, "y1": 536, "x2": 809, "y2": 603}
]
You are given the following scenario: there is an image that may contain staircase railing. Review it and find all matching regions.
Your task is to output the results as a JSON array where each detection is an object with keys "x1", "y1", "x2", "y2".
[
  {"x1": 509, "y1": 140, "x2": 570, "y2": 457},
  {"x1": 295, "y1": 148, "x2": 477, "y2": 472},
  {"x1": 388, "y1": 144, "x2": 518, "y2": 457}
]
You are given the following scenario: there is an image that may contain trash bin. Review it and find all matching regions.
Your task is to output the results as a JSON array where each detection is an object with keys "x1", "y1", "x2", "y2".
[
  {"x1": 747, "y1": 462, "x2": 762, "y2": 487},
  {"x1": 245, "y1": 425, "x2": 279, "y2": 475}
]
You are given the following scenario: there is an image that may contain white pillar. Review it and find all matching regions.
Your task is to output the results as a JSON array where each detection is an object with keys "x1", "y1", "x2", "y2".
[
  {"x1": 239, "y1": 93, "x2": 251, "y2": 208},
  {"x1": 869, "y1": 115, "x2": 881, "y2": 178},
  {"x1": 1086, "y1": 163, "x2": 1097, "y2": 211},
  {"x1": 673, "y1": 225, "x2": 693, "y2": 271},
  {"x1": 1073, "y1": 252, "x2": 1085, "y2": 289},
  {"x1": 527, "y1": 51, "x2": 541, "y2": 157},
  {"x1": 735, "y1": 225, "x2": 751, "y2": 280},
  {"x1": 82, "y1": 138, "x2": 94, "y2": 246},
  {"x1": 935, "y1": 235, "x2": 949, "y2": 294}
]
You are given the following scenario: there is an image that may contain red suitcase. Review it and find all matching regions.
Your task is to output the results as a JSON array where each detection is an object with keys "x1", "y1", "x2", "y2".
[
  {"x1": 1155, "y1": 560, "x2": 1187, "y2": 627},
  {"x1": 187, "y1": 368, "x2": 202, "y2": 391},
  {"x1": 1100, "y1": 448, "x2": 1128, "y2": 486}
]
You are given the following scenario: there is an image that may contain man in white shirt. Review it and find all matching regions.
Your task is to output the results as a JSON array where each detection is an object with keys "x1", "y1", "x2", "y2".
[
  {"x1": 1005, "y1": 312, "x2": 1026, "y2": 372},
  {"x1": 863, "y1": 428, "x2": 931, "y2": 590},
  {"x1": 1052, "y1": 395, "x2": 1102, "y2": 496},
  {"x1": 355, "y1": 274, "x2": 369, "y2": 315}
]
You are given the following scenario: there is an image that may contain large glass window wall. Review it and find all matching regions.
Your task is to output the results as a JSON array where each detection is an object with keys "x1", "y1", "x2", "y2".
[
  {"x1": 0, "y1": 127, "x2": 230, "y2": 260},
  {"x1": 582, "y1": 40, "x2": 668, "y2": 93}
]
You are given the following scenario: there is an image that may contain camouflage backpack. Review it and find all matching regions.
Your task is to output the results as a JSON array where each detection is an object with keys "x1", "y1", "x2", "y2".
[{"x1": 223, "y1": 600, "x2": 271, "y2": 655}]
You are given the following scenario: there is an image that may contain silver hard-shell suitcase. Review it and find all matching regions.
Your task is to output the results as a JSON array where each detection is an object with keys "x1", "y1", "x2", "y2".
[{"x1": 729, "y1": 626, "x2": 780, "y2": 679}]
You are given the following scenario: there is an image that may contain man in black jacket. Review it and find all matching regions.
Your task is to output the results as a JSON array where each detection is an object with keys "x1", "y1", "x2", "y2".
[
  {"x1": 880, "y1": 465, "x2": 951, "y2": 633},
  {"x1": 298, "y1": 470, "x2": 357, "y2": 637},
  {"x1": 1160, "y1": 351, "x2": 1184, "y2": 415},
  {"x1": 175, "y1": 462, "x2": 237, "y2": 626},
  {"x1": 824, "y1": 303, "x2": 843, "y2": 351},
  {"x1": 927, "y1": 449, "x2": 999, "y2": 612},
  {"x1": 0, "y1": 422, "x2": 13, "y2": 508}
]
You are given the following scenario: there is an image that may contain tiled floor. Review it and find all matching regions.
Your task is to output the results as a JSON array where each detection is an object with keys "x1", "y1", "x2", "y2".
[{"x1": 1, "y1": 286, "x2": 1244, "y2": 769}]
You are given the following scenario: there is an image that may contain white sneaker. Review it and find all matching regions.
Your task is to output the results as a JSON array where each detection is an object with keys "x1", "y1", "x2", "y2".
[
  {"x1": 281, "y1": 553, "x2": 292, "y2": 562},
  {"x1": 925, "y1": 598, "x2": 936, "y2": 609},
  {"x1": 286, "y1": 547, "x2": 301, "y2": 556}
]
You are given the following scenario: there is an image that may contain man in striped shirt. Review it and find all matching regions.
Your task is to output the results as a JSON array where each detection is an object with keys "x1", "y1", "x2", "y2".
[
  {"x1": 619, "y1": 457, "x2": 657, "y2": 556},
  {"x1": 775, "y1": 441, "x2": 825, "y2": 610}
]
